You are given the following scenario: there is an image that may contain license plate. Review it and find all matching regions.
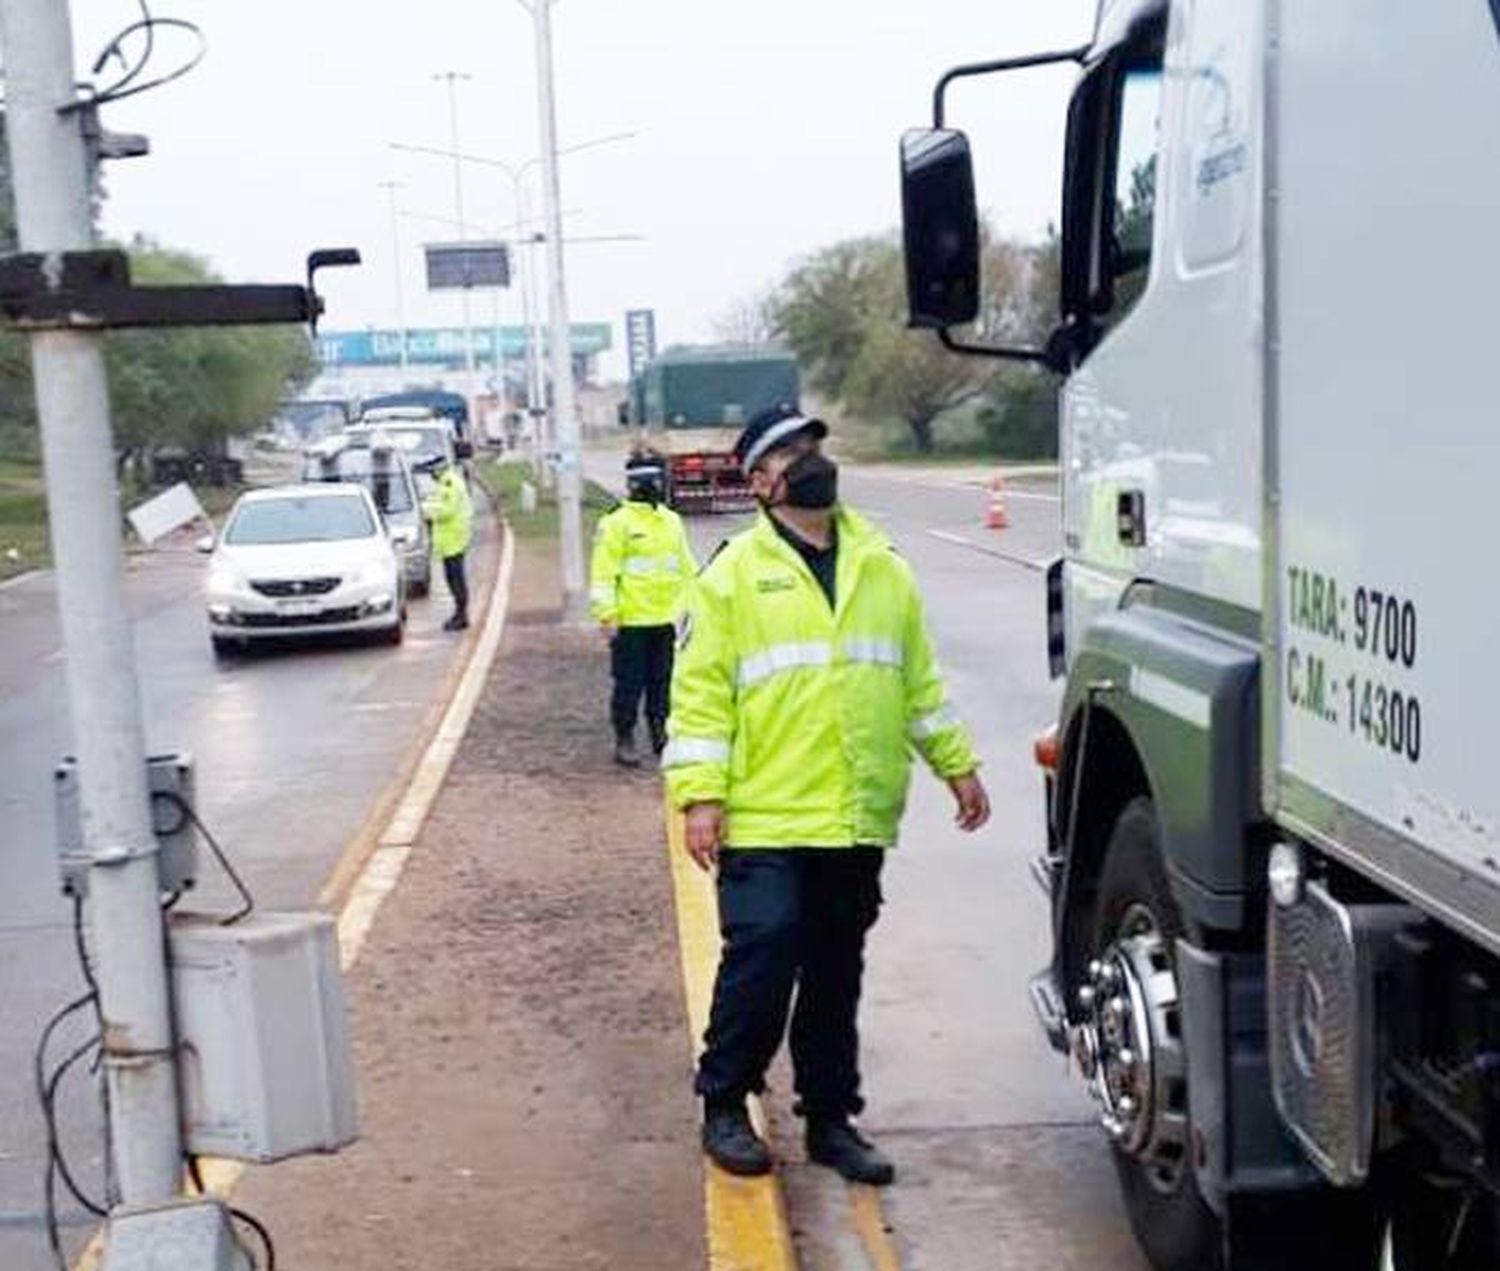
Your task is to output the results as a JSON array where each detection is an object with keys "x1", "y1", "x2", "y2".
[{"x1": 276, "y1": 598, "x2": 321, "y2": 617}]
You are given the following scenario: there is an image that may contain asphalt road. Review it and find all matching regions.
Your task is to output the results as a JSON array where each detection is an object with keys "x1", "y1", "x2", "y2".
[
  {"x1": 0, "y1": 493, "x2": 497, "y2": 1271},
  {"x1": 663, "y1": 464, "x2": 1149, "y2": 1270}
]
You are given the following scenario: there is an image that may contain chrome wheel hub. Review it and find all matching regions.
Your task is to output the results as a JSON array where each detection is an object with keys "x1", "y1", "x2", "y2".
[{"x1": 1072, "y1": 905, "x2": 1190, "y2": 1191}]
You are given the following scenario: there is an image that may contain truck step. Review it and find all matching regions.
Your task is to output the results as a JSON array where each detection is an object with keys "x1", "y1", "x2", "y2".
[
  {"x1": 1030, "y1": 854, "x2": 1061, "y2": 898},
  {"x1": 1028, "y1": 968, "x2": 1069, "y2": 1054}
]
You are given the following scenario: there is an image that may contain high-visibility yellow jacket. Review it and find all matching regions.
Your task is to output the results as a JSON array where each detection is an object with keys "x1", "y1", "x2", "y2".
[
  {"x1": 423, "y1": 469, "x2": 472, "y2": 559},
  {"x1": 664, "y1": 506, "x2": 978, "y2": 849},
  {"x1": 589, "y1": 499, "x2": 697, "y2": 627}
]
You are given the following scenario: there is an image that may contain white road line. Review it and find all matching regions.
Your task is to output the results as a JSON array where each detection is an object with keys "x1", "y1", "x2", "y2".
[
  {"x1": 924, "y1": 527, "x2": 1053, "y2": 573},
  {"x1": 928, "y1": 529, "x2": 972, "y2": 548}
]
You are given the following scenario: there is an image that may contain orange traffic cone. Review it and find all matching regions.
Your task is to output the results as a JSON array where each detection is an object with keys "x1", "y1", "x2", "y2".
[{"x1": 985, "y1": 473, "x2": 1010, "y2": 530}]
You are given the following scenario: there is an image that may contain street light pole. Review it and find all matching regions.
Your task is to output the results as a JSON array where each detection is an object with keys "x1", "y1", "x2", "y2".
[
  {"x1": 0, "y1": 0, "x2": 183, "y2": 1207},
  {"x1": 435, "y1": 70, "x2": 477, "y2": 392},
  {"x1": 522, "y1": 0, "x2": 586, "y2": 617},
  {"x1": 379, "y1": 179, "x2": 410, "y2": 379}
]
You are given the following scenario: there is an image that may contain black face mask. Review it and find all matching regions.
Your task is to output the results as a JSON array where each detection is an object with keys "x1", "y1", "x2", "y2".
[{"x1": 779, "y1": 451, "x2": 838, "y2": 509}]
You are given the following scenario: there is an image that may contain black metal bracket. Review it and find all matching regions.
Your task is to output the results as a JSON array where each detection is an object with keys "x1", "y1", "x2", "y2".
[{"x1": 0, "y1": 246, "x2": 361, "y2": 334}]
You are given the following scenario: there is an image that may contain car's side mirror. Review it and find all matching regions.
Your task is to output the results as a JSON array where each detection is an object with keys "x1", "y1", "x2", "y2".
[
  {"x1": 454, "y1": 439, "x2": 474, "y2": 461},
  {"x1": 194, "y1": 533, "x2": 215, "y2": 554},
  {"x1": 901, "y1": 128, "x2": 982, "y2": 329}
]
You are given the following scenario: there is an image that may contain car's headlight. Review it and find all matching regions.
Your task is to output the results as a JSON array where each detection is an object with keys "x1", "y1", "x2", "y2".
[{"x1": 207, "y1": 562, "x2": 247, "y2": 594}]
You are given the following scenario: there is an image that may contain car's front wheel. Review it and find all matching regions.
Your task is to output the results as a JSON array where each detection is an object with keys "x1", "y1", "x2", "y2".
[{"x1": 210, "y1": 634, "x2": 244, "y2": 660}]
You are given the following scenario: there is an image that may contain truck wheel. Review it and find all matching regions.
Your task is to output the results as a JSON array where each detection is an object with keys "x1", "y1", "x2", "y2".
[
  {"x1": 1085, "y1": 798, "x2": 1385, "y2": 1271},
  {"x1": 1084, "y1": 796, "x2": 1222, "y2": 1271}
]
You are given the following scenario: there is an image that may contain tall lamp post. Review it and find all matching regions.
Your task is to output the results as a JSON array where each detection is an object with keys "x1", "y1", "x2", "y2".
[
  {"x1": 517, "y1": 0, "x2": 585, "y2": 617},
  {"x1": 377, "y1": 179, "x2": 410, "y2": 378},
  {"x1": 389, "y1": 128, "x2": 637, "y2": 494},
  {"x1": 434, "y1": 70, "x2": 477, "y2": 398}
]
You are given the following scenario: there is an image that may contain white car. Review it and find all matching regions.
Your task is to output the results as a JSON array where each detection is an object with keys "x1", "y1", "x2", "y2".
[{"x1": 203, "y1": 484, "x2": 406, "y2": 656}]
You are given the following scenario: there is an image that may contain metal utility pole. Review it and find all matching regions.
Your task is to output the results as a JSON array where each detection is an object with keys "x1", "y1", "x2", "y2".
[
  {"x1": 379, "y1": 179, "x2": 410, "y2": 378},
  {"x1": 435, "y1": 70, "x2": 477, "y2": 391},
  {"x1": 0, "y1": 0, "x2": 183, "y2": 1206},
  {"x1": 522, "y1": 0, "x2": 586, "y2": 617}
]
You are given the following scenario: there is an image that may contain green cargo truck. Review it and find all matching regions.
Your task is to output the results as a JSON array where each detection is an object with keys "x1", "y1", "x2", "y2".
[{"x1": 628, "y1": 345, "x2": 799, "y2": 513}]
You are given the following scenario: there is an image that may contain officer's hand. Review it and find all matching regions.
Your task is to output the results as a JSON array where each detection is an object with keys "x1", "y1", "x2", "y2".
[
  {"x1": 949, "y1": 773, "x2": 991, "y2": 833},
  {"x1": 599, "y1": 623, "x2": 617, "y2": 642},
  {"x1": 684, "y1": 802, "x2": 724, "y2": 871}
]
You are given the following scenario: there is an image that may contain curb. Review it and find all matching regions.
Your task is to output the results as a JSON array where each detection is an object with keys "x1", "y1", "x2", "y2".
[
  {"x1": 74, "y1": 518, "x2": 517, "y2": 1270},
  {"x1": 665, "y1": 803, "x2": 799, "y2": 1271}
]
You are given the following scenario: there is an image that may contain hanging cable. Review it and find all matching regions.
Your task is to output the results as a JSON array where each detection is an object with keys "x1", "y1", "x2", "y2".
[
  {"x1": 65, "y1": 0, "x2": 207, "y2": 114},
  {"x1": 157, "y1": 790, "x2": 255, "y2": 924}
]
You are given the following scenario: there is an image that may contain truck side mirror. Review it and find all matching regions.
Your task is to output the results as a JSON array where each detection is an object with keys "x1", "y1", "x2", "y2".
[{"x1": 901, "y1": 128, "x2": 981, "y2": 328}]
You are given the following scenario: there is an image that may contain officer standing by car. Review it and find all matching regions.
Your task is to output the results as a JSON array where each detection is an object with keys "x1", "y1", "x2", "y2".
[
  {"x1": 423, "y1": 454, "x2": 473, "y2": 631},
  {"x1": 590, "y1": 454, "x2": 697, "y2": 766},
  {"x1": 664, "y1": 404, "x2": 990, "y2": 1184}
]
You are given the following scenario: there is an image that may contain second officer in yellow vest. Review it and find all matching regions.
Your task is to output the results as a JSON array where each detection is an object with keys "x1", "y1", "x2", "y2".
[
  {"x1": 590, "y1": 455, "x2": 697, "y2": 766},
  {"x1": 665, "y1": 405, "x2": 991, "y2": 1184}
]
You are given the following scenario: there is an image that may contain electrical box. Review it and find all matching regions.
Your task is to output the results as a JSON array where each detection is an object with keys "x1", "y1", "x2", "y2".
[
  {"x1": 169, "y1": 911, "x2": 358, "y2": 1162},
  {"x1": 101, "y1": 1198, "x2": 252, "y2": 1271},
  {"x1": 55, "y1": 752, "x2": 198, "y2": 896}
]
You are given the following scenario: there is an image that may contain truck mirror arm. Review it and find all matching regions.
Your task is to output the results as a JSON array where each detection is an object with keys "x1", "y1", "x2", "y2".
[
  {"x1": 933, "y1": 46, "x2": 1090, "y2": 128},
  {"x1": 934, "y1": 321, "x2": 1081, "y2": 376}
]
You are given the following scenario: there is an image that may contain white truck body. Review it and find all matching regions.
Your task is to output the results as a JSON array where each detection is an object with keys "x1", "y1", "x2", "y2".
[
  {"x1": 1266, "y1": 0, "x2": 1500, "y2": 952},
  {"x1": 1062, "y1": 0, "x2": 1500, "y2": 954}
]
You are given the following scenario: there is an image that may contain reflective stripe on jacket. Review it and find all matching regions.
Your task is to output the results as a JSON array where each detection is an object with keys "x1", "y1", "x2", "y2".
[
  {"x1": 589, "y1": 499, "x2": 697, "y2": 627},
  {"x1": 664, "y1": 506, "x2": 977, "y2": 849},
  {"x1": 423, "y1": 469, "x2": 472, "y2": 559}
]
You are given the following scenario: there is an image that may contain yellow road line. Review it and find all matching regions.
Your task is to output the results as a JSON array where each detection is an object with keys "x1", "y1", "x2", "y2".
[
  {"x1": 848, "y1": 1184, "x2": 902, "y2": 1271},
  {"x1": 74, "y1": 526, "x2": 515, "y2": 1271},
  {"x1": 665, "y1": 805, "x2": 799, "y2": 1271}
]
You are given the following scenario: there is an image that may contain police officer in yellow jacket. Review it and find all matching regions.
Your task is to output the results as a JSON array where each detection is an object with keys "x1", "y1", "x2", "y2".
[
  {"x1": 665, "y1": 405, "x2": 990, "y2": 1183},
  {"x1": 422, "y1": 455, "x2": 474, "y2": 632},
  {"x1": 590, "y1": 455, "x2": 697, "y2": 766}
]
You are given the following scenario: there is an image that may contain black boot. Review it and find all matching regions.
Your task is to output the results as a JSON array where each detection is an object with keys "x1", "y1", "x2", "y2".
[
  {"x1": 443, "y1": 612, "x2": 469, "y2": 632},
  {"x1": 613, "y1": 733, "x2": 642, "y2": 768},
  {"x1": 806, "y1": 1118, "x2": 895, "y2": 1186},
  {"x1": 702, "y1": 1102, "x2": 772, "y2": 1177}
]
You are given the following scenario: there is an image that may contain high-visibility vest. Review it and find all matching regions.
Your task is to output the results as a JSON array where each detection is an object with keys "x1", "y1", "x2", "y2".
[
  {"x1": 424, "y1": 469, "x2": 472, "y2": 559},
  {"x1": 589, "y1": 499, "x2": 697, "y2": 627},
  {"x1": 664, "y1": 506, "x2": 977, "y2": 849}
]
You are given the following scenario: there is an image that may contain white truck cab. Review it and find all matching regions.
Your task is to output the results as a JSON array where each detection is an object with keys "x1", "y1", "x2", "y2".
[{"x1": 900, "y1": 3, "x2": 1500, "y2": 1268}]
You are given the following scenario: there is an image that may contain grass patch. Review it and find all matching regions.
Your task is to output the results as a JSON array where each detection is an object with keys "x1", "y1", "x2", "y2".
[
  {"x1": 0, "y1": 459, "x2": 48, "y2": 580},
  {"x1": 478, "y1": 457, "x2": 615, "y2": 542},
  {"x1": 0, "y1": 456, "x2": 251, "y2": 581}
]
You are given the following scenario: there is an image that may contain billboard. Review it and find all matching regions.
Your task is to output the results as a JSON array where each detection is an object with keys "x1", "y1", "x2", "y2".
[
  {"x1": 625, "y1": 308, "x2": 657, "y2": 380},
  {"x1": 317, "y1": 325, "x2": 612, "y2": 369},
  {"x1": 424, "y1": 241, "x2": 511, "y2": 290}
]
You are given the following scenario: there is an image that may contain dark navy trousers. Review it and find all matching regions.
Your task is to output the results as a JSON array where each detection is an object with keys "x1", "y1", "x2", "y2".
[
  {"x1": 695, "y1": 847, "x2": 884, "y2": 1120},
  {"x1": 610, "y1": 624, "x2": 674, "y2": 745}
]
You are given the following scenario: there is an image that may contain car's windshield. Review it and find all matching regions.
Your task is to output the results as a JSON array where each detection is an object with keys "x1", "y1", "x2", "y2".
[
  {"x1": 303, "y1": 450, "x2": 415, "y2": 513},
  {"x1": 365, "y1": 427, "x2": 450, "y2": 459},
  {"x1": 224, "y1": 494, "x2": 375, "y2": 545}
]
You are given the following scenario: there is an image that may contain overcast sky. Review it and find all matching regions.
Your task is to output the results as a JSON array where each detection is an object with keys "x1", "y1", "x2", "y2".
[{"x1": 67, "y1": 0, "x2": 1096, "y2": 378}]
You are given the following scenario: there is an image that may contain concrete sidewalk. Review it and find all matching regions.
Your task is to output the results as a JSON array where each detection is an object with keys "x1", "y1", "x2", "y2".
[{"x1": 232, "y1": 540, "x2": 705, "y2": 1270}]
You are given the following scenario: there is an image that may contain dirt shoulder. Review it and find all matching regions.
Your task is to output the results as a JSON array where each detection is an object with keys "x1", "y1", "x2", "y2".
[{"x1": 235, "y1": 539, "x2": 705, "y2": 1271}]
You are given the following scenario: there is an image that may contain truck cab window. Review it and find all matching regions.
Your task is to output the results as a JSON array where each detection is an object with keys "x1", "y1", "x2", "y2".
[{"x1": 1104, "y1": 66, "x2": 1163, "y2": 328}]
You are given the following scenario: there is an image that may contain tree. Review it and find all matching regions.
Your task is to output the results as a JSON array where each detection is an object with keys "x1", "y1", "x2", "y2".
[
  {"x1": 105, "y1": 240, "x2": 316, "y2": 469},
  {"x1": 768, "y1": 229, "x2": 1057, "y2": 453},
  {"x1": 769, "y1": 235, "x2": 895, "y2": 402},
  {"x1": 712, "y1": 288, "x2": 776, "y2": 346}
]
